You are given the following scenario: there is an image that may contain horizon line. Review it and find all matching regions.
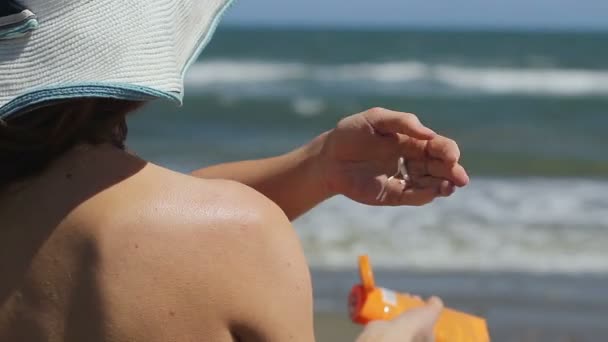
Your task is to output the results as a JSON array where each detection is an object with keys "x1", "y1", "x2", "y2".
[{"x1": 219, "y1": 22, "x2": 608, "y2": 34}]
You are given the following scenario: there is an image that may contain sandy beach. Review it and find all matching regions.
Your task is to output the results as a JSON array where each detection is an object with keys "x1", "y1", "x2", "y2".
[{"x1": 311, "y1": 269, "x2": 608, "y2": 341}]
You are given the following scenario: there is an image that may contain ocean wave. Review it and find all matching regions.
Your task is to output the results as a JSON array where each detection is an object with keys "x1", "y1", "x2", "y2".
[
  {"x1": 294, "y1": 178, "x2": 608, "y2": 274},
  {"x1": 185, "y1": 60, "x2": 608, "y2": 96},
  {"x1": 291, "y1": 97, "x2": 327, "y2": 117}
]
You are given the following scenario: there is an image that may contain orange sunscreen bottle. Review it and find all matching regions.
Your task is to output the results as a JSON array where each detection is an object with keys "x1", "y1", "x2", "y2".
[{"x1": 348, "y1": 255, "x2": 490, "y2": 342}]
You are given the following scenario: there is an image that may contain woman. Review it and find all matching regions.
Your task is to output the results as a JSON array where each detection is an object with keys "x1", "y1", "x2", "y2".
[{"x1": 0, "y1": 1, "x2": 469, "y2": 341}]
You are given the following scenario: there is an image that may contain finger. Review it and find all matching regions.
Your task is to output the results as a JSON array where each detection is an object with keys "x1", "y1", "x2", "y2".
[
  {"x1": 393, "y1": 296, "x2": 444, "y2": 324},
  {"x1": 399, "y1": 187, "x2": 439, "y2": 207},
  {"x1": 394, "y1": 297, "x2": 444, "y2": 336},
  {"x1": 414, "y1": 297, "x2": 444, "y2": 342},
  {"x1": 439, "y1": 180, "x2": 457, "y2": 197},
  {"x1": 377, "y1": 179, "x2": 438, "y2": 206},
  {"x1": 397, "y1": 135, "x2": 429, "y2": 160},
  {"x1": 427, "y1": 296, "x2": 444, "y2": 310},
  {"x1": 411, "y1": 177, "x2": 456, "y2": 197},
  {"x1": 411, "y1": 297, "x2": 443, "y2": 322},
  {"x1": 360, "y1": 132, "x2": 402, "y2": 160},
  {"x1": 407, "y1": 160, "x2": 470, "y2": 187},
  {"x1": 364, "y1": 107, "x2": 436, "y2": 140},
  {"x1": 426, "y1": 135, "x2": 461, "y2": 164},
  {"x1": 374, "y1": 177, "x2": 415, "y2": 206}
]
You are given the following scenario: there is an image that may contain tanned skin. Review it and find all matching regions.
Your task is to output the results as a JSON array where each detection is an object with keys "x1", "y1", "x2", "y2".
[{"x1": 0, "y1": 108, "x2": 468, "y2": 341}]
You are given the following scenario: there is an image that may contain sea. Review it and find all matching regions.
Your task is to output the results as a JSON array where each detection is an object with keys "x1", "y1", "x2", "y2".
[{"x1": 128, "y1": 27, "x2": 608, "y2": 339}]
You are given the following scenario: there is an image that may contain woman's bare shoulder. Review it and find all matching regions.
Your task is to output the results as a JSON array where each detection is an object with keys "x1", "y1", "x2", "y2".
[
  {"x1": 1, "y1": 149, "x2": 311, "y2": 341},
  {"x1": 89, "y1": 162, "x2": 291, "y2": 268},
  {"x1": 81, "y1": 162, "x2": 277, "y2": 231},
  {"x1": 80, "y1": 164, "x2": 313, "y2": 341}
]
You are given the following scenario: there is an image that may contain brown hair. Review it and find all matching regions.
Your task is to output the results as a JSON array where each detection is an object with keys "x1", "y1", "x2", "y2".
[{"x1": 0, "y1": 98, "x2": 145, "y2": 188}]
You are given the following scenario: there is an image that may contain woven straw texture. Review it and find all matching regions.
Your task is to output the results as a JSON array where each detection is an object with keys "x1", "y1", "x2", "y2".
[{"x1": 0, "y1": 0, "x2": 230, "y2": 117}]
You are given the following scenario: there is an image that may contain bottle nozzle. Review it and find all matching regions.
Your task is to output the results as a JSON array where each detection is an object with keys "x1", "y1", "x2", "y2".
[{"x1": 358, "y1": 254, "x2": 375, "y2": 292}]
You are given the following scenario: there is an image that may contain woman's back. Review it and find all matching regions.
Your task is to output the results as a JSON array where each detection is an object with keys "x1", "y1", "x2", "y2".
[
  {"x1": 0, "y1": 143, "x2": 315, "y2": 342},
  {"x1": 0, "y1": 144, "x2": 160, "y2": 341}
]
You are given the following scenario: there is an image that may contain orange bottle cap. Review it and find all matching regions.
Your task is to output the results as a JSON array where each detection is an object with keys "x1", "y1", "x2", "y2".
[{"x1": 348, "y1": 285, "x2": 368, "y2": 324}]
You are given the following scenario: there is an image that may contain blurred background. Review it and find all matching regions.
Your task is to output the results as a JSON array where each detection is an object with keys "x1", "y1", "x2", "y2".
[{"x1": 129, "y1": 0, "x2": 608, "y2": 340}]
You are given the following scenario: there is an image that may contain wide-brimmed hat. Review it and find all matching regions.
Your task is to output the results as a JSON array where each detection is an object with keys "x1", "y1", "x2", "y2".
[{"x1": 0, "y1": 0, "x2": 232, "y2": 119}]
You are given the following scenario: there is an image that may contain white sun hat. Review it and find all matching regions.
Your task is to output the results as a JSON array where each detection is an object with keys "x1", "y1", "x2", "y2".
[{"x1": 0, "y1": 0, "x2": 233, "y2": 119}]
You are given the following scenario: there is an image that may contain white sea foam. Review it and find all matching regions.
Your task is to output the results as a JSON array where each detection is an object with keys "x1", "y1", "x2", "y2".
[
  {"x1": 294, "y1": 178, "x2": 608, "y2": 273},
  {"x1": 185, "y1": 60, "x2": 608, "y2": 96},
  {"x1": 291, "y1": 97, "x2": 326, "y2": 117},
  {"x1": 186, "y1": 61, "x2": 306, "y2": 83},
  {"x1": 434, "y1": 66, "x2": 608, "y2": 96}
]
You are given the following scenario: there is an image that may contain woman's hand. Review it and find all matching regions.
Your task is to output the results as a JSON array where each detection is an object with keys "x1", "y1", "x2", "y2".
[
  {"x1": 356, "y1": 297, "x2": 444, "y2": 342},
  {"x1": 193, "y1": 107, "x2": 468, "y2": 219},
  {"x1": 320, "y1": 107, "x2": 469, "y2": 206}
]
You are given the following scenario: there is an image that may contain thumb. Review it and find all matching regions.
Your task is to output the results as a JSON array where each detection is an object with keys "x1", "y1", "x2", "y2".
[
  {"x1": 394, "y1": 297, "x2": 444, "y2": 337},
  {"x1": 364, "y1": 108, "x2": 436, "y2": 140}
]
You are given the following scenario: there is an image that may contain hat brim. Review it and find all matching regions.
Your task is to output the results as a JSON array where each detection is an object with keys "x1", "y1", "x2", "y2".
[{"x1": 0, "y1": 0, "x2": 234, "y2": 119}]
